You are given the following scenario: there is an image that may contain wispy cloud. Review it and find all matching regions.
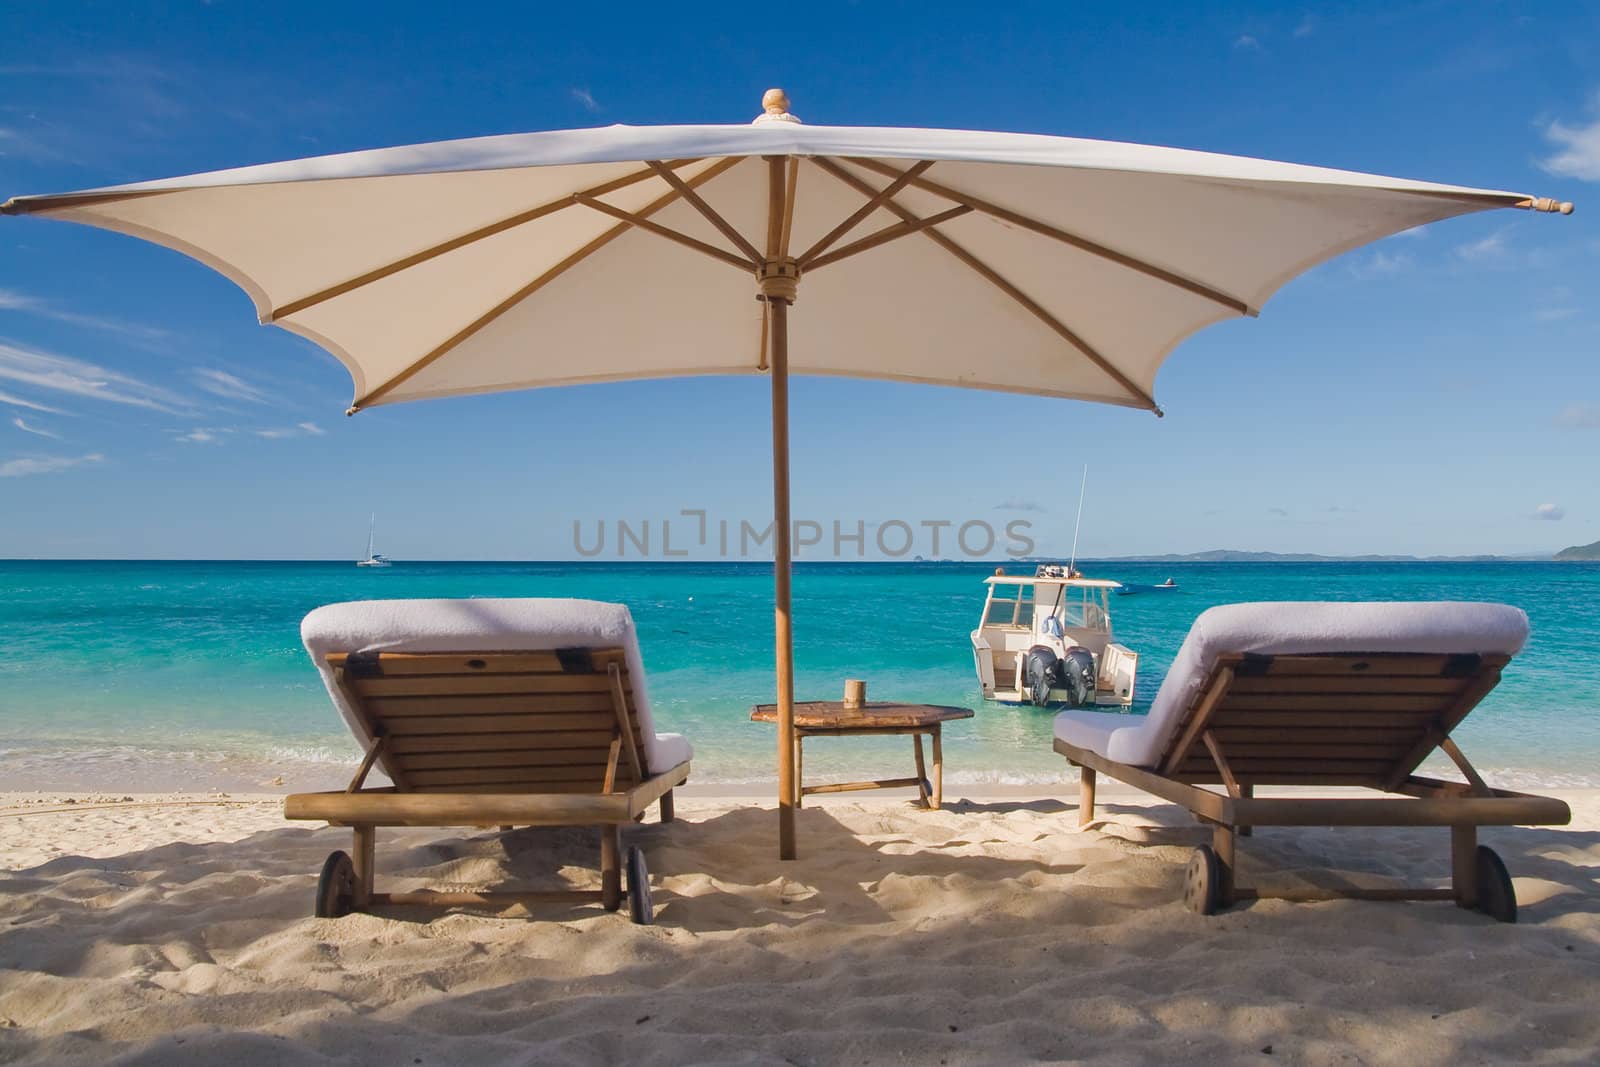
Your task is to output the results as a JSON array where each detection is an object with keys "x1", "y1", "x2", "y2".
[
  {"x1": 1555, "y1": 403, "x2": 1600, "y2": 429},
  {"x1": 1268, "y1": 506, "x2": 1290, "y2": 517},
  {"x1": 994, "y1": 498, "x2": 1047, "y2": 513},
  {"x1": 0, "y1": 55, "x2": 191, "y2": 164},
  {"x1": 0, "y1": 452, "x2": 103, "y2": 478},
  {"x1": 0, "y1": 389, "x2": 67, "y2": 415},
  {"x1": 1233, "y1": 34, "x2": 1262, "y2": 51},
  {"x1": 1526, "y1": 285, "x2": 1578, "y2": 323},
  {"x1": 1350, "y1": 249, "x2": 1412, "y2": 280},
  {"x1": 0, "y1": 288, "x2": 170, "y2": 345},
  {"x1": 193, "y1": 368, "x2": 269, "y2": 404},
  {"x1": 1533, "y1": 503, "x2": 1565, "y2": 521},
  {"x1": 1454, "y1": 230, "x2": 1507, "y2": 263},
  {"x1": 570, "y1": 88, "x2": 601, "y2": 113},
  {"x1": 174, "y1": 427, "x2": 231, "y2": 444},
  {"x1": 0, "y1": 125, "x2": 66, "y2": 163},
  {"x1": 1539, "y1": 94, "x2": 1600, "y2": 181},
  {"x1": 0, "y1": 342, "x2": 187, "y2": 412},
  {"x1": 11, "y1": 416, "x2": 59, "y2": 439},
  {"x1": 1293, "y1": 14, "x2": 1316, "y2": 38},
  {"x1": 256, "y1": 421, "x2": 326, "y2": 439}
]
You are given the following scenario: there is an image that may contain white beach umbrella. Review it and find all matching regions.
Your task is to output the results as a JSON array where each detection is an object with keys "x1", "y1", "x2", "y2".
[{"x1": 3, "y1": 90, "x2": 1572, "y2": 857}]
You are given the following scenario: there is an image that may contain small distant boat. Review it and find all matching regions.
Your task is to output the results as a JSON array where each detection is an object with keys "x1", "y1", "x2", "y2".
[
  {"x1": 1116, "y1": 578, "x2": 1178, "y2": 596},
  {"x1": 357, "y1": 514, "x2": 392, "y2": 568}
]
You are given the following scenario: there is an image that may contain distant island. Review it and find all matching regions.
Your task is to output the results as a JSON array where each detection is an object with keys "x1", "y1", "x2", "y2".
[
  {"x1": 1556, "y1": 540, "x2": 1600, "y2": 562},
  {"x1": 1027, "y1": 549, "x2": 1555, "y2": 564}
]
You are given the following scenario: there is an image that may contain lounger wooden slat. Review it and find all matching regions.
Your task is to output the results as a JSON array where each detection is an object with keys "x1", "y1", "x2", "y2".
[
  {"x1": 1210, "y1": 727, "x2": 1420, "y2": 745},
  {"x1": 286, "y1": 606, "x2": 692, "y2": 924},
  {"x1": 1227, "y1": 653, "x2": 1482, "y2": 676},
  {"x1": 1207, "y1": 710, "x2": 1442, "y2": 728},
  {"x1": 404, "y1": 765, "x2": 639, "y2": 787},
  {"x1": 1204, "y1": 743, "x2": 1415, "y2": 759},
  {"x1": 1218, "y1": 694, "x2": 1454, "y2": 712},
  {"x1": 326, "y1": 649, "x2": 629, "y2": 674},
  {"x1": 353, "y1": 676, "x2": 632, "y2": 699},
  {"x1": 1228, "y1": 675, "x2": 1468, "y2": 695},
  {"x1": 1174, "y1": 757, "x2": 1397, "y2": 775},
  {"x1": 387, "y1": 730, "x2": 619, "y2": 753},
  {"x1": 376, "y1": 712, "x2": 629, "y2": 735},
  {"x1": 400, "y1": 747, "x2": 621, "y2": 769},
  {"x1": 361, "y1": 673, "x2": 615, "y2": 694},
  {"x1": 368, "y1": 693, "x2": 624, "y2": 714},
  {"x1": 1056, "y1": 604, "x2": 1570, "y2": 921}
]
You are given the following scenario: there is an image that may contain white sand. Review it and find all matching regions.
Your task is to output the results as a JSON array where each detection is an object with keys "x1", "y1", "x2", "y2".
[{"x1": 2, "y1": 788, "x2": 1599, "y2": 1065}]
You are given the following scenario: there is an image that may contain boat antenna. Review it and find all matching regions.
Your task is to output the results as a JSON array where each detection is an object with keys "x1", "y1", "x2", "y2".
[{"x1": 1067, "y1": 465, "x2": 1088, "y2": 575}]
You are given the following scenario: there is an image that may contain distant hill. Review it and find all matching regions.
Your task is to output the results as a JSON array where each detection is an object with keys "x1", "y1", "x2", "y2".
[
  {"x1": 1556, "y1": 540, "x2": 1600, "y2": 561},
  {"x1": 1044, "y1": 549, "x2": 1553, "y2": 563}
]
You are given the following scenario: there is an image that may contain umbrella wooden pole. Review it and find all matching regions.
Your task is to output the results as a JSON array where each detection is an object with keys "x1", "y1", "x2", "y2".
[
  {"x1": 770, "y1": 295, "x2": 797, "y2": 860},
  {"x1": 762, "y1": 141, "x2": 802, "y2": 860}
]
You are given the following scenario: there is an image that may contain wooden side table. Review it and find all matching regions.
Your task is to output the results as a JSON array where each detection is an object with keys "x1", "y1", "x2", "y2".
[{"x1": 750, "y1": 701, "x2": 975, "y2": 810}]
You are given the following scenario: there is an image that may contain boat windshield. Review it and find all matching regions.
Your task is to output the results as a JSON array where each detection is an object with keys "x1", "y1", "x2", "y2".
[{"x1": 984, "y1": 583, "x2": 1035, "y2": 627}]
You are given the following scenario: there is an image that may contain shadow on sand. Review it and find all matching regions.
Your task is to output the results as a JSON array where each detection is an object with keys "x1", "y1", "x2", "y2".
[{"x1": 2, "y1": 797, "x2": 1599, "y2": 1064}]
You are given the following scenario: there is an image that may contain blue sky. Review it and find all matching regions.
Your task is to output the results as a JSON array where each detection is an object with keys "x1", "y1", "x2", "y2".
[{"x1": 0, "y1": 1, "x2": 1594, "y2": 560}]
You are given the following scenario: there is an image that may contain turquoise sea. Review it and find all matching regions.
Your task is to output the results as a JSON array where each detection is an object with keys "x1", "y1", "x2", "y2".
[{"x1": 1, "y1": 560, "x2": 1597, "y2": 792}]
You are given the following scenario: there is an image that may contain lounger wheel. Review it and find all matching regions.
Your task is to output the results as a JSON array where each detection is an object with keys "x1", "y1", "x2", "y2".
[
  {"x1": 1474, "y1": 846, "x2": 1517, "y2": 924},
  {"x1": 625, "y1": 846, "x2": 653, "y2": 925},
  {"x1": 1183, "y1": 845, "x2": 1224, "y2": 916},
  {"x1": 315, "y1": 850, "x2": 356, "y2": 918}
]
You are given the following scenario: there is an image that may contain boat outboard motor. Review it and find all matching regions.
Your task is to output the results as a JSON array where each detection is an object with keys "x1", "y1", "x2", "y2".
[
  {"x1": 1023, "y1": 645, "x2": 1060, "y2": 707},
  {"x1": 1024, "y1": 644, "x2": 1099, "y2": 707},
  {"x1": 1058, "y1": 646, "x2": 1097, "y2": 707}
]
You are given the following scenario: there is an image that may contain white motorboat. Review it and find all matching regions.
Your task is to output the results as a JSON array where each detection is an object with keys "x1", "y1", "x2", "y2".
[{"x1": 971, "y1": 564, "x2": 1138, "y2": 708}]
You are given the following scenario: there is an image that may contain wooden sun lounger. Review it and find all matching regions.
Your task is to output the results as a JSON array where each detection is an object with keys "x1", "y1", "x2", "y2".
[
  {"x1": 284, "y1": 646, "x2": 690, "y2": 923},
  {"x1": 1057, "y1": 651, "x2": 1570, "y2": 921}
]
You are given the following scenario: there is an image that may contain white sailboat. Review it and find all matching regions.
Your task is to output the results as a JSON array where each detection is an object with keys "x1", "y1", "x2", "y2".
[{"x1": 356, "y1": 514, "x2": 392, "y2": 568}]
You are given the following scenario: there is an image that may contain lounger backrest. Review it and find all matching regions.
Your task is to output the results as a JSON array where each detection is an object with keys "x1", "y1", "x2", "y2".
[
  {"x1": 1159, "y1": 651, "x2": 1510, "y2": 789},
  {"x1": 300, "y1": 599, "x2": 676, "y2": 794},
  {"x1": 327, "y1": 646, "x2": 653, "y2": 794}
]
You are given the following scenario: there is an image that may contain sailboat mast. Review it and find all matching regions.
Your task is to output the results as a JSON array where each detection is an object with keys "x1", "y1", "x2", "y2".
[{"x1": 367, "y1": 513, "x2": 375, "y2": 559}]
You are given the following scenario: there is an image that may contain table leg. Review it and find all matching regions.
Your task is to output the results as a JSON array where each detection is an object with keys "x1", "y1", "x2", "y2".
[
  {"x1": 794, "y1": 733, "x2": 804, "y2": 809},
  {"x1": 930, "y1": 727, "x2": 943, "y2": 810},
  {"x1": 912, "y1": 733, "x2": 930, "y2": 809}
]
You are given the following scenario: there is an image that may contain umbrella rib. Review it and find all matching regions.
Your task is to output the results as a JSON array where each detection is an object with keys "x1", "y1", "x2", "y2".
[
  {"x1": 795, "y1": 160, "x2": 934, "y2": 269},
  {"x1": 849, "y1": 158, "x2": 1255, "y2": 317},
  {"x1": 646, "y1": 159, "x2": 763, "y2": 265},
  {"x1": 267, "y1": 159, "x2": 701, "y2": 323},
  {"x1": 810, "y1": 157, "x2": 1162, "y2": 414},
  {"x1": 573, "y1": 195, "x2": 756, "y2": 271},
  {"x1": 804, "y1": 205, "x2": 974, "y2": 271},
  {"x1": 349, "y1": 155, "x2": 745, "y2": 412},
  {"x1": 781, "y1": 157, "x2": 800, "y2": 255}
]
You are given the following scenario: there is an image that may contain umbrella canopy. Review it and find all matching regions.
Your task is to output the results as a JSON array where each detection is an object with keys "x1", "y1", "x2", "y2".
[
  {"x1": 2, "y1": 92, "x2": 1571, "y2": 414},
  {"x1": 3, "y1": 91, "x2": 1572, "y2": 858}
]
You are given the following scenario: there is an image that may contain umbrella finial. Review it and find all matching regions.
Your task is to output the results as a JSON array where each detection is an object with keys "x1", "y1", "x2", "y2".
[{"x1": 754, "y1": 88, "x2": 800, "y2": 124}]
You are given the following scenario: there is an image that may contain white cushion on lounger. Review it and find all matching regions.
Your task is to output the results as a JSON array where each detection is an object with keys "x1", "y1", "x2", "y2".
[
  {"x1": 1054, "y1": 601, "x2": 1529, "y2": 769},
  {"x1": 302, "y1": 598, "x2": 691, "y2": 773}
]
